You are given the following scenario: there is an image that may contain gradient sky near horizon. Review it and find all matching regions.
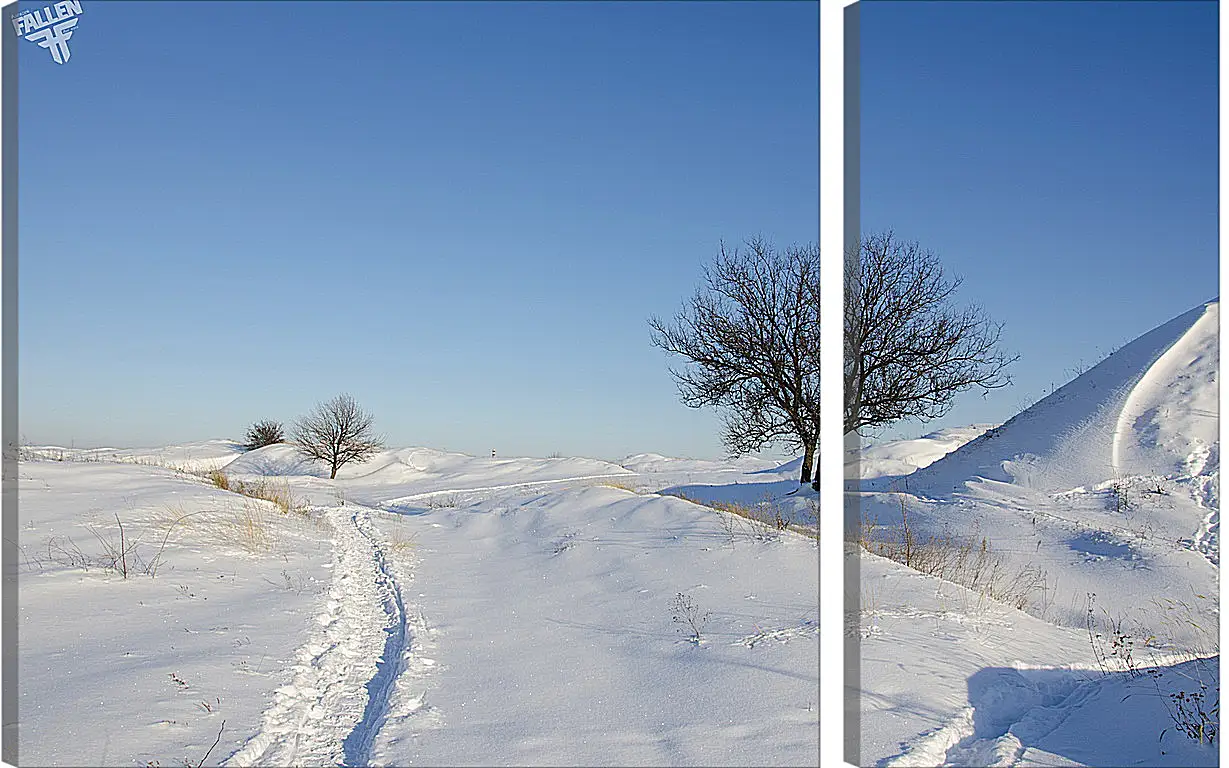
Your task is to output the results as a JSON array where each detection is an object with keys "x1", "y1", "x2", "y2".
[
  {"x1": 860, "y1": 0, "x2": 1218, "y2": 442},
  {"x1": 17, "y1": 1, "x2": 819, "y2": 460}
]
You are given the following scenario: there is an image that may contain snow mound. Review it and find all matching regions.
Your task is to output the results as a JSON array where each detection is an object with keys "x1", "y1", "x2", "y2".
[
  {"x1": 227, "y1": 445, "x2": 629, "y2": 482},
  {"x1": 20, "y1": 439, "x2": 246, "y2": 473},
  {"x1": 849, "y1": 424, "x2": 997, "y2": 480},
  {"x1": 619, "y1": 452, "x2": 786, "y2": 475},
  {"x1": 224, "y1": 445, "x2": 635, "y2": 508},
  {"x1": 900, "y1": 300, "x2": 1218, "y2": 497},
  {"x1": 222, "y1": 443, "x2": 327, "y2": 477}
]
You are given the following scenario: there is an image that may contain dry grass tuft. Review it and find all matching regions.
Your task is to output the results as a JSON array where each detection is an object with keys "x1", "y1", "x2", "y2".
[
  {"x1": 421, "y1": 494, "x2": 461, "y2": 510},
  {"x1": 385, "y1": 529, "x2": 419, "y2": 553},
  {"x1": 666, "y1": 490, "x2": 820, "y2": 544},
  {"x1": 852, "y1": 502, "x2": 1045, "y2": 611},
  {"x1": 207, "y1": 469, "x2": 231, "y2": 492},
  {"x1": 227, "y1": 500, "x2": 274, "y2": 553},
  {"x1": 205, "y1": 470, "x2": 303, "y2": 515},
  {"x1": 599, "y1": 480, "x2": 642, "y2": 494},
  {"x1": 149, "y1": 496, "x2": 330, "y2": 557},
  {"x1": 153, "y1": 499, "x2": 272, "y2": 554}
]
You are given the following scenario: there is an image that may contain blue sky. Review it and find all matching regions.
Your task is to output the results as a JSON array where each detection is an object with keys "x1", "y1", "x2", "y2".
[
  {"x1": 17, "y1": 1, "x2": 819, "y2": 460},
  {"x1": 859, "y1": 0, "x2": 1218, "y2": 440}
]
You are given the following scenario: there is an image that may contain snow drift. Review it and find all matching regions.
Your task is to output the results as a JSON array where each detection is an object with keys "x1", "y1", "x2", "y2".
[{"x1": 898, "y1": 300, "x2": 1218, "y2": 497}]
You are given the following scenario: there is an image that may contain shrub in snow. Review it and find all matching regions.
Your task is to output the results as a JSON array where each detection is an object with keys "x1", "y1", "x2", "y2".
[
  {"x1": 671, "y1": 592, "x2": 711, "y2": 643},
  {"x1": 244, "y1": 420, "x2": 285, "y2": 450}
]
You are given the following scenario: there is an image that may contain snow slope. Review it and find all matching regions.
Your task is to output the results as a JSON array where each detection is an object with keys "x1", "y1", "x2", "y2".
[
  {"x1": 19, "y1": 439, "x2": 247, "y2": 473},
  {"x1": 849, "y1": 425, "x2": 996, "y2": 481},
  {"x1": 224, "y1": 444, "x2": 636, "y2": 509},
  {"x1": 853, "y1": 547, "x2": 1217, "y2": 768},
  {"x1": 851, "y1": 300, "x2": 1220, "y2": 767},
  {"x1": 897, "y1": 301, "x2": 1218, "y2": 497},
  {"x1": 16, "y1": 462, "x2": 333, "y2": 767},
  {"x1": 620, "y1": 452, "x2": 785, "y2": 475},
  {"x1": 367, "y1": 486, "x2": 818, "y2": 766},
  {"x1": 18, "y1": 446, "x2": 818, "y2": 766}
]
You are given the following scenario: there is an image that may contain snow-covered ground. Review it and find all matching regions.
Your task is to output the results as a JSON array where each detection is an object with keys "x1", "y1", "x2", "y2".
[
  {"x1": 16, "y1": 443, "x2": 818, "y2": 766},
  {"x1": 849, "y1": 425, "x2": 997, "y2": 481},
  {"x1": 19, "y1": 439, "x2": 247, "y2": 474},
  {"x1": 849, "y1": 300, "x2": 1220, "y2": 767}
]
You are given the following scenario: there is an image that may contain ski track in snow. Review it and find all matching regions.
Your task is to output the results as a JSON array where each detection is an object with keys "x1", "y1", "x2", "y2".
[
  {"x1": 880, "y1": 707, "x2": 976, "y2": 767},
  {"x1": 1190, "y1": 475, "x2": 1220, "y2": 568},
  {"x1": 734, "y1": 619, "x2": 819, "y2": 648},
  {"x1": 1182, "y1": 445, "x2": 1220, "y2": 569},
  {"x1": 341, "y1": 509, "x2": 411, "y2": 766},
  {"x1": 225, "y1": 505, "x2": 413, "y2": 768}
]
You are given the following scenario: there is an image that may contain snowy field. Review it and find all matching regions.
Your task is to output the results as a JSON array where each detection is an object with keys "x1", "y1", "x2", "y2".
[
  {"x1": 15, "y1": 442, "x2": 818, "y2": 766},
  {"x1": 849, "y1": 300, "x2": 1220, "y2": 767}
]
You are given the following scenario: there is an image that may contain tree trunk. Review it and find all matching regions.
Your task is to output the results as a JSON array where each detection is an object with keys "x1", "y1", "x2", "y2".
[
  {"x1": 799, "y1": 441, "x2": 816, "y2": 484},
  {"x1": 330, "y1": 461, "x2": 339, "y2": 480}
]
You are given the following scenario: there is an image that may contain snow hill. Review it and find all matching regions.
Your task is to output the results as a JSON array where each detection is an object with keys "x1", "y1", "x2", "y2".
[
  {"x1": 20, "y1": 439, "x2": 246, "y2": 473},
  {"x1": 849, "y1": 424, "x2": 996, "y2": 481},
  {"x1": 896, "y1": 300, "x2": 1218, "y2": 497},
  {"x1": 224, "y1": 444, "x2": 635, "y2": 509},
  {"x1": 850, "y1": 299, "x2": 1220, "y2": 767},
  {"x1": 620, "y1": 452, "x2": 785, "y2": 475}
]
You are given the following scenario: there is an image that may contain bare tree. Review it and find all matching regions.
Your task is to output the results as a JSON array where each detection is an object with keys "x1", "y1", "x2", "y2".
[
  {"x1": 243, "y1": 419, "x2": 284, "y2": 450},
  {"x1": 292, "y1": 394, "x2": 384, "y2": 479},
  {"x1": 844, "y1": 232, "x2": 1017, "y2": 435},
  {"x1": 650, "y1": 238, "x2": 820, "y2": 484}
]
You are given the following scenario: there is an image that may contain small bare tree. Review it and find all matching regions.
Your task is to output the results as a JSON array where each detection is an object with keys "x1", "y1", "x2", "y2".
[
  {"x1": 650, "y1": 238, "x2": 819, "y2": 484},
  {"x1": 844, "y1": 232, "x2": 1017, "y2": 434},
  {"x1": 292, "y1": 394, "x2": 383, "y2": 479}
]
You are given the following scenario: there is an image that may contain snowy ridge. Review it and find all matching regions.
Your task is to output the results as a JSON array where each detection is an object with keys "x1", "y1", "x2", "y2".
[
  {"x1": 224, "y1": 445, "x2": 636, "y2": 508},
  {"x1": 20, "y1": 439, "x2": 246, "y2": 473},
  {"x1": 380, "y1": 471, "x2": 639, "y2": 509},
  {"x1": 225, "y1": 445, "x2": 631, "y2": 484},
  {"x1": 900, "y1": 301, "x2": 1216, "y2": 496},
  {"x1": 619, "y1": 452, "x2": 785, "y2": 475},
  {"x1": 1112, "y1": 302, "x2": 1219, "y2": 478},
  {"x1": 849, "y1": 425, "x2": 996, "y2": 481}
]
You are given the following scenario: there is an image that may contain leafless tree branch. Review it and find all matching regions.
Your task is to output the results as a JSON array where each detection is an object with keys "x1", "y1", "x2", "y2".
[
  {"x1": 650, "y1": 238, "x2": 820, "y2": 484},
  {"x1": 844, "y1": 232, "x2": 1017, "y2": 435}
]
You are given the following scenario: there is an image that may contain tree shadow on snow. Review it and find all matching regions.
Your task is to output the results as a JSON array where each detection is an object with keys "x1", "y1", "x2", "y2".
[
  {"x1": 239, "y1": 454, "x2": 326, "y2": 478},
  {"x1": 659, "y1": 480, "x2": 807, "y2": 508},
  {"x1": 881, "y1": 660, "x2": 1219, "y2": 767}
]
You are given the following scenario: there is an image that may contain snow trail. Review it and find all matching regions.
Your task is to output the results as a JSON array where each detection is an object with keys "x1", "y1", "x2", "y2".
[
  {"x1": 225, "y1": 505, "x2": 412, "y2": 767},
  {"x1": 341, "y1": 509, "x2": 410, "y2": 766}
]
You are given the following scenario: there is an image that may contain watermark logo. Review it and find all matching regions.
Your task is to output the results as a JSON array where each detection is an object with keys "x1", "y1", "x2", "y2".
[{"x1": 12, "y1": 1, "x2": 82, "y2": 65}]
